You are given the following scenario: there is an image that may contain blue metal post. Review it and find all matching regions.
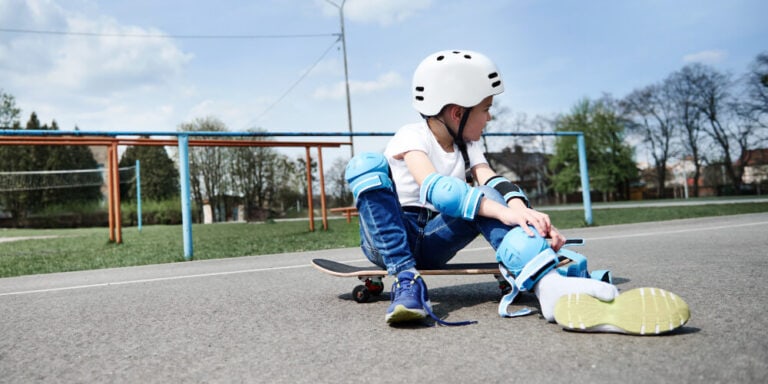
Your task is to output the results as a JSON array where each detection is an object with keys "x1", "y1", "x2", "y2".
[
  {"x1": 576, "y1": 134, "x2": 593, "y2": 225},
  {"x1": 177, "y1": 135, "x2": 193, "y2": 260},
  {"x1": 136, "y1": 160, "x2": 142, "y2": 233}
]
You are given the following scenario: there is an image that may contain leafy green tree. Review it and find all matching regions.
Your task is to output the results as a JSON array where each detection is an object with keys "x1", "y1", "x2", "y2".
[
  {"x1": 24, "y1": 117, "x2": 101, "y2": 212},
  {"x1": 0, "y1": 92, "x2": 24, "y2": 224},
  {"x1": 42, "y1": 126, "x2": 102, "y2": 208},
  {"x1": 1, "y1": 111, "x2": 101, "y2": 225},
  {"x1": 550, "y1": 98, "x2": 637, "y2": 202},
  {"x1": 119, "y1": 141, "x2": 180, "y2": 202}
]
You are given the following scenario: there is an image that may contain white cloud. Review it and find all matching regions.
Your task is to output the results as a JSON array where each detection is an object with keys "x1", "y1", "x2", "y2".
[
  {"x1": 682, "y1": 50, "x2": 727, "y2": 64},
  {"x1": 0, "y1": 0, "x2": 196, "y2": 132},
  {"x1": 313, "y1": 71, "x2": 403, "y2": 100},
  {"x1": 0, "y1": 0, "x2": 192, "y2": 96},
  {"x1": 319, "y1": 0, "x2": 433, "y2": 26}
]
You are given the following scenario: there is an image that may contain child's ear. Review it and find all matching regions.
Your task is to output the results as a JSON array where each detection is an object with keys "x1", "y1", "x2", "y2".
[{"x1": 449, "y1": 104, "x2": 464, "y2": 122}]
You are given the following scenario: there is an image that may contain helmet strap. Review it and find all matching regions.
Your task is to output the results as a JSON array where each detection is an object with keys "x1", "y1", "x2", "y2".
[
  {"x1": 455, "y1": 107, "x2": 474, "y2": 184},
  {"x1": 424, "y1": 107, "x2": 474, "y2": 184}
]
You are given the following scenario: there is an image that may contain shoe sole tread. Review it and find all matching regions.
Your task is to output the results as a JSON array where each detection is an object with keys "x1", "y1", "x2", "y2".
[{"x1": 554, "y1": 287, "x2": 690, "y2": 335}]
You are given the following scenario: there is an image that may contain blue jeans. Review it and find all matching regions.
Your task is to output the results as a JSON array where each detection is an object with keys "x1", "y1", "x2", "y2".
[{"x1": 355, "y1": 185, "x2": 513, "y2": 275}]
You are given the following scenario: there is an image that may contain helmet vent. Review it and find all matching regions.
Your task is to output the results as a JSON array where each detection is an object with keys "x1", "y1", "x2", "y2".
[
  {"x1": 488, "y1": 72, "x2": 498, "y2": 79},
  {"x1": 464, "y1": 54, "x2": 472, "y2": 59},
  {"x1": 436, "y1": 55, "x2": 445, "y2": 61}
]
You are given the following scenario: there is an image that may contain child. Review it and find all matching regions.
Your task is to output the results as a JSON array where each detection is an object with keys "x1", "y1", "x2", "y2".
[{"x1": 344, "y1": 50, "x2": 689, "y2": 334}]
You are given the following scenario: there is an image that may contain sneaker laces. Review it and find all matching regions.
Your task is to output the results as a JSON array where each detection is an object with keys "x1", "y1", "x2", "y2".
[{"x1": 394, "y1": 273, "x2": 477, "y2": 327}]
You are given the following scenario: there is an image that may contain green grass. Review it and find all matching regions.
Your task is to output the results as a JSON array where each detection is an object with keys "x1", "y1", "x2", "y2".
[
  {"x1": 542, "y1": 201, "x2": 768, "y2": 228},
  {"x1": 1, "y1": 200, "x2": 766, "y2": 278}
]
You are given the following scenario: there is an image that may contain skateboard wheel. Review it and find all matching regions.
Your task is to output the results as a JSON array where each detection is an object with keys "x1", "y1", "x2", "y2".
[
  {"x1": 365, "y1": 278, "x2": 384, "y2": 296},
  {"x1": 499, "y1": 280, "x2": 513, "y2": 296},
  {"x1": 352, "y1": 285, "x2": 370, "y2": 303}
]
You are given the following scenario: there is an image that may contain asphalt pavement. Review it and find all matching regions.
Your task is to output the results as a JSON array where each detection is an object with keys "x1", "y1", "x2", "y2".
[{"x1": 1, "y1": 213, "x2": 767, "y2": 383}]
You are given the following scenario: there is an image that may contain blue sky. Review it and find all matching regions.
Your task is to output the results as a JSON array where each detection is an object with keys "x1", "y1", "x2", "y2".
[{"x1": 1, "y1": 0, "x2": 765, "y2": 161}]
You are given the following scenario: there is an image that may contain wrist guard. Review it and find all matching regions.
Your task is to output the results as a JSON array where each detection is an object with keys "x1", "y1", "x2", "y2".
[{"x1": 485, "y1": 175, "x2": 529, "y2": 207}]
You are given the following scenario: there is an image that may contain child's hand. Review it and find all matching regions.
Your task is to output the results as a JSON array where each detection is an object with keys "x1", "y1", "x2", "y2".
[
  {"x1": 546, "y1": 226, "x2": 566, "y2": 251},
  {"x1": 498, "y1": 199, "x2": 552, "y2": 239}
]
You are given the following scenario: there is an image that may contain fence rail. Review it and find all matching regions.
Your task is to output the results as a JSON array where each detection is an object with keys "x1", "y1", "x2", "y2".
[{"x1": 0, "y1": 129, "x2": 592, "y2": 261}]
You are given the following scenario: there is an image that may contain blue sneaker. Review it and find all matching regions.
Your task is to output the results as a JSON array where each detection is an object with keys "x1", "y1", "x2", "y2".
[
  {"x1": 385, "y1": 271, "x2": 477, "y2": 326},
  {"x1": 386, "y1": 271, "x2": 429, "y2": 324}
]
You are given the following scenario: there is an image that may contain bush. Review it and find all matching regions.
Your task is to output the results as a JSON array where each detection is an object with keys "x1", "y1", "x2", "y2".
[
  {"x1": 121, "y1": 198, "x2": 199, "y2": 226},
  {"x1": 0, "y1": 198, "x2": 199, "y2": 228}
]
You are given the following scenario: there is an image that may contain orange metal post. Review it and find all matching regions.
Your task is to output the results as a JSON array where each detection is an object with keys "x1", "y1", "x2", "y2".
[
  {"x1": 110, "y1": 141, "x2": 122, "y2": 244},
  {"x1": 317, "y1": 147, "x2": 328, "y2": 231},
  {"x1": 106, "y1": 145, "x2": 115, "y2": 242},
  {"x1": 305, "y1": 146, "x2": 314, "y2": 232}
]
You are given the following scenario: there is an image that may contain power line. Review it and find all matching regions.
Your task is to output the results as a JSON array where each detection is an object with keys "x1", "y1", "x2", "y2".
[
  {"x1": 0, "y1": 27, "x2": 338, "y2": 40},
  {"x1": 2, "y1": 26, "x2": 345, "y2": 132},
  {"x1": 248, "y1": 36, "x2": 342, "y2": 125}
]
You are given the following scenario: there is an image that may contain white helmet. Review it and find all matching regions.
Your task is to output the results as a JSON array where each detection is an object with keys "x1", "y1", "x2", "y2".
[{"x1": 412, "y1": 50, "x2": 504, "y2": 116}]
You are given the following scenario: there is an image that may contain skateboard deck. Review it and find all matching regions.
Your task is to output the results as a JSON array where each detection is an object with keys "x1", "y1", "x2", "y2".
[
  {"x1": 311, "y1": 258, "x2": 501, "y2": 277},
  {"x1": 311, "y1": 238, "x2": 583, "y2": 303}
]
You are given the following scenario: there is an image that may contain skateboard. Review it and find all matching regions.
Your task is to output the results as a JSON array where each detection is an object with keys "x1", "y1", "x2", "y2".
[{"x1": 312, "y1": 238, "x2": 584, "y2": 303}]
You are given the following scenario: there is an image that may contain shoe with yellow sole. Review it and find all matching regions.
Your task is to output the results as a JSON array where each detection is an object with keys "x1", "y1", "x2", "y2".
[{"x1": 554, "y1": 287, "x2": 690, "y2": 335}]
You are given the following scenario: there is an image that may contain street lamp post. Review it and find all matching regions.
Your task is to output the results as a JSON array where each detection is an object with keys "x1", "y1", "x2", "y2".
[{"x1": 326, "y1": 0, "x2": 354, "y2": 158}]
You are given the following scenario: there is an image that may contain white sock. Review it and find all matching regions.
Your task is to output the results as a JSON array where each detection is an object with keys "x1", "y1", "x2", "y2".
[{"x1": 534, "y1": 270, "x2": 619, "y2": 322}]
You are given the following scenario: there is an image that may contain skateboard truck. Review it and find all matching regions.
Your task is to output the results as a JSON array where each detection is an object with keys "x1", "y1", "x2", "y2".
[{"x1": 353, "y1": 277, "x2": 385, "y2": 303}]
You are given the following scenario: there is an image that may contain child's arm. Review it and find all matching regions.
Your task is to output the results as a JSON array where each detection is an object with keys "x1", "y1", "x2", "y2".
[
  {"x1": 473, "y1": 164, "x2": 565, "y2": 249},
  {"x1": 402, "y1": 151, "x2": 564, "y2": 249},
  {"x1": 471, "y1": 163, "x2": 497, "y2": 186},
  {"x1": 402, "y1": 150, "x2": 437, "y2": 185}
]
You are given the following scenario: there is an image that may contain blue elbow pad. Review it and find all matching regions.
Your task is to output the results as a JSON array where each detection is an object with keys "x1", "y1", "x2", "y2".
[{"x1": 419, "y1": 173, "x2": 484, "y2": 220}]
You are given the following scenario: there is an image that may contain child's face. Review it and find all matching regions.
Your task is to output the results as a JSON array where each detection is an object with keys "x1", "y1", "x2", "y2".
[{"x1": 462, "y1": 95, "x2": 494, "y2": 142}]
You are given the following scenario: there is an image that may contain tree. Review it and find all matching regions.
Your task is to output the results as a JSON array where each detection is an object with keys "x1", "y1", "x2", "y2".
[
  {"x1": 228, "y1": 130, "x2": 284, "y2": 220},
  {"x1": 294, "y1": 155, "x2": 318, "y2": 210},
  {"x1": 684, "y1": 63, "x2": 757, "y2": 194},
  {"x1": 43, "y1": 139, "x2": 102, "y2": 207},
  {"x1": 325, "y1": 157, "x2": 352, "y2": 207},
  {"x1": 742, "y1": 52, "x2": 768, "y2": 130},
  {"x1": 0, "y1": 90, "x2": 21, "y2": 128},
  {"x1": 550, "y1": 98, "x2": 637, "y2": 202},
  {"x1": 667, "y1": 65, "x2": 706, "y2": 197},
  {"x1": 119, "y1": 140, "x2": 180, "y2": 202},
  {"x1": 622, "y1": 82, "x2": 678, "y2": 197},
  {"x1": 178, "y1": 117, "x2": 229, "y2": 222},
  {"x1": 528, "y1": 115, "x2": 557, "y2": 203},
  {"x1": 0, "y1": 92, "x2": 24, "y2": 224},
  {"x1": 1, "y1": 111, "x2": 101, "y2": 225}
]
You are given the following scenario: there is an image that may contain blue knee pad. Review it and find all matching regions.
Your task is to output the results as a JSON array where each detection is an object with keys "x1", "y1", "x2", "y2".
[
  {"x1": 345, "y1": 152, "x2": 393, "y2": 199},
  {"x1": 495, "y1": 226, "x2": 557, "y2": 283},
  {"x1": 496, "y1": 226, "x2": 560, "y2": 318}
]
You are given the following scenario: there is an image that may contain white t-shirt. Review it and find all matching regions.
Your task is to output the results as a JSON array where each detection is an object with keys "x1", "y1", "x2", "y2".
[{"x1": 383, "y1": 121, "x2": 488, "y2": 210}]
